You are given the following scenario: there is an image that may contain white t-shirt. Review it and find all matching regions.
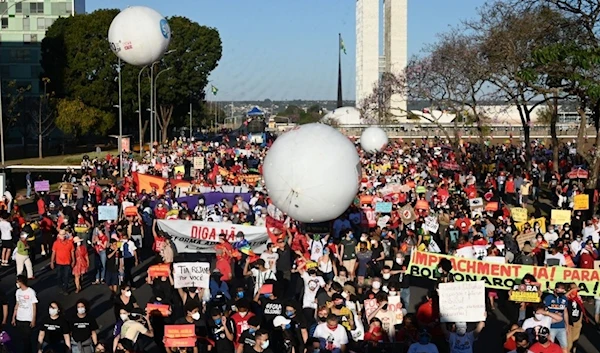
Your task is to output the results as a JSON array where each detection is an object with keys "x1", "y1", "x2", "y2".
[
  {"x1": 544, "y1": 252, "x2": 566, "y2": 266},
  {"x1": 313, "y1": 322, "x2": 348, "y2": 350},
  {"x1": 375, "y1": 309, "x2": 398, "y2": 340},
  {"x1": 522, "y1": 316, "x2": 552, "y2": 332},
  {"x1": 583, "y1": 225, "x2": 600, "y2": 244},
  {"x1": 0, "y1": 220, "x2": 12, "y2": 241},
  {"x1": 260, "y1": 252, "x2": 279, "y2": 270},
  {"x1": 250, "y1": 268, "x2": 276, "y2": 295},
  {"x1": 408, "y1": 342, "x2": 440, "y2": 353},
  {"x1": 308, "y1": 239, "x2": 326, "y2": 262},
  {"x1": 543, "y1": 231, "x2": 558, "y2": 245},
  {"x1": 15, "y1": 287, "x2": 38, "y2": 322},
  {"x1": 301, "y1": 272, "x2": 325, "y2": 309},
  {"x1": 448, "y1": 332, "x2": 476, "y2": 353}
]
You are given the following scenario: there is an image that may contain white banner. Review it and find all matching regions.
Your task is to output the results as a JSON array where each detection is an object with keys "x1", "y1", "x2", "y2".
[
  {"x1": 157, "y1": 220, "x2": 269, "y2": 253},
  {"x1": 439, "y1": 281, "x2": 486, "y2": 322},
  {"x1": 173, "y1": 262, "x2": 211, "y2": 288}
]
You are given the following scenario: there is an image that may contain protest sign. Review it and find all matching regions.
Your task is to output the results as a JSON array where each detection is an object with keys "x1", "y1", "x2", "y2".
[
  {"x1": 164, "y1": 325, "x2": 196, "y2": 348},
  {"x1": 193, "y1": 157, "x2": 205, "y2": 170},
  {"x1": 74, "y1": 225, "x2": 88, "y2": 233},
  {"x1": 511, "y1": 207, "x2": 528, "y2": 223},
  {"x1": 174, "y1": 165, "x2": 185, "y2": 176},
  {"x1": 483, "y1": 256, "x2": 506, "y2": 264},
  {"x1": 424, "y1": 216, "x2": 439, "y2": 233},
  {"x1": 456, "y1": 247, "x2": 475, "y2": 259},
  {"x1": 60, "y1": 183, "x2": 73, "y2": 195},
  {"x1": 408, "y1": 250, "x2": 600, "y2": 295},
  {"x1": 551, "y1": 209, "x2": 571, "y2": 225},
  {"x1": 173, "y1": 262, "x2": 210, "y2": 289},
  {"x1": 387, "y1": 295, "x2": 404, "y2": 323},
  {"x1": 399, "y1": 205, "x2": 417, "y2": 225},
  {"x1": 574, "y1": 194, "x2": 589, "y2": 211},
  {"x1": 98, "y1": 205, "x2": 119, "y2": 221},
  {"x1": 124, "y1": 206, "x2": 138, "y2": 217},
  {"x1": 509, "y1": 283, "x2": 541, "y2": 303},
  {"x1": 157, "y1": 220, "x2": 269, "y2": 254},
  {"x1": 364, "y1": 298, "x2": 378, "y2": 319},
  {"x1": 148, "y1": 264, "x2": 171, "y2": 279},
  {"x1": 516, "y1": 232, "x2": 537, "y2": 250},
  {"x1": 375, "y1": 202, "x2": 392, "y2": 213},
  {"x1": 514, "y1": 217, "x2": 546, "y2": 234},
  {"x1": 146, "y1": 303, "x2": 171, "y2": 317},
  {"x1": 34, "y1": 180, "x2": 50, "y2": 192},
  {"x1": 439, "y1": 281, "x2": 486, "y2": 322}
]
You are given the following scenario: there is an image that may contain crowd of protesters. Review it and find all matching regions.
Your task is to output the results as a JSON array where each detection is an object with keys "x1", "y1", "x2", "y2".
[{"x1": 0, "y1": 134, "x2": 597, "y2": 353}]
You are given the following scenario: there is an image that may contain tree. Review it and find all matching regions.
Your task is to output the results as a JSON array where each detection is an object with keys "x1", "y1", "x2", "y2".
[
  {"x1": 2, "y1": 81, "x2": 31, "y2": 135},
  {"x1": 156, "y1": 16, "x2": 222, "y2": 141},
  {"x1": 31, "y1": 78, "x2": 57, "y2": 158},
  {"x1": 55, "y1": 98, "x2": 114, "y2": 139}
]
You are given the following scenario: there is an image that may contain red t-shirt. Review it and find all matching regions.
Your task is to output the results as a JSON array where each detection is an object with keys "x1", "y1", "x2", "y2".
[
  {"x1": 230, "y1": 312, "x2": 255, "y2": 347},
  {"x1": 52, "y1": 239, "x2": 74, "y2": 265},
  {"x1": 455, "y1": 218, "x2": 471, "y2": 234},
  {"x1": 529, "y1": 342, "x2": 562, "y2": 353}
]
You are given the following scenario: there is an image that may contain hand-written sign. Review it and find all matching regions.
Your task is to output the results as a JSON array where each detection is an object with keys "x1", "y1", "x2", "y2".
[
  {"x1": 516, "y1": 232, "x2": 537, "y2": 250},
  {"x1": 388, "y1": 295, "x2": 404, "y2": 323},
  {"x1": 98, "y1": 205, "x2": 119, "y2": 221},
  {"x1": 511, "y1": 207, "x2": 528, "y2": 223},
  {"x1": 438, "y1": 281, "x2": 486, "y2": 322},
  {"x1": 375, "y1": 202, "x2": 392, "y2": 213},
  {"x1": 173, "y1": 262, "x2": 210, "y2": 289},
  {"x1": 164, "y1": 324, "x2": 196, "y2": 348},
  {"x1": 34, "y1": 180, "x2": 50, "y2": 192},
  {"x1": 509, "y1": 283, "x2": 541, "y2": 303},
  {"x1": 193, "y1": 157, "x2": 205, "y2": 170},
  {"x1": 364, "y1": 298, "x2": 378, "y2": 319},
  {"x1": 551, "y1": 209, "x2": 571, "y2": 225},
  {"x1": 574, "y1": 194, "x2": 589, "y2": 211}
]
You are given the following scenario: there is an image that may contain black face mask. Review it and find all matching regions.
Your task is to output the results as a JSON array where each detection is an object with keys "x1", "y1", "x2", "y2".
[
  {"x1": 538, "y1": 336, "x2": 548, "y2": 344},
  {"x1": 318, "y1": 316, "x2": 327, "y2": 322},
  {"x1": 382, "y1": 304, "x2": 388, "y2": 311},
  {"x1": 335, "y1": 304, "x2": 344, "y2": 310},
  {"x1": 115, "y1": 350, "x2": 125, "y2": 353}
]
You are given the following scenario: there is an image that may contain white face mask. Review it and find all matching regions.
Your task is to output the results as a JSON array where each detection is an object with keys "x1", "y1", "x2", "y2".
[
  {"x1": 120, "y1": 314, "x2": 129, "y2": 321},
  {"x1": 396, "y1": 258, "x2": 403, "y2": 265},
  {"x1": 382, "y1": 273, "x2": 391, "y2": 280},
  {"x1": 125, "y1": 290, "x2": 132, "y2": 297},
  {"x1": 77, "y1": 308, "x2": 86, "y2": 315},
  {"x1": 372, "y1": 281, "x2": 381, "y2": 289},
  {"x1": 341, "y1": 291, "x2": 348, "y2": 299},
  {"x1": 16, "y1": 283, "x2": 20, "y2": 289},
  {"x1": 534, "y1": 313, "x2": 544, "y2": 321},
  {"x1": 456, "y1": 328, "x2": 467, "y2": 335},
  {"x1": 192, "y1": 312, "x2": 201, "y2": 321},
  {"x1": 49, "y1": 308, "x2": 59, "y2": 316},
  {"x1": 261, "y1": 340, "x2": 270, "y2": 349}
]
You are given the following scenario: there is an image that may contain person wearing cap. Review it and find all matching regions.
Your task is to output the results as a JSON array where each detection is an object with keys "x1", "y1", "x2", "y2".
[
  {"x1": 441, "y1": 312, "x2": 486, "y2": 353},
  {"x1": 51, "y1": 229, "x2": 75, "y2": 295},
  {"x1": 15, "y1": 231, "x2": 34, "y2": 279},
  {"x1": 407, "y1": 329, "x2": 438, "y2": 353},
  {"x1": 529, "y1": 326, "x2": 562, "y2": 353},
  {"x1": 271, "y1": 315, "x2": 297, "y2": 353}
]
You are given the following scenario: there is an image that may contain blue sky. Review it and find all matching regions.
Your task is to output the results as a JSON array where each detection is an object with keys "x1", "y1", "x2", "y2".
[{"x1": 89, "y1": 0, "x2": 486, "y2": 101}]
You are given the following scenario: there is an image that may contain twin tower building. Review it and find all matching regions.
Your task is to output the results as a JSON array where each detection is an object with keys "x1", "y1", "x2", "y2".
[{"x1": 356, "y1": 0, "x2": 408, "y2": 117}]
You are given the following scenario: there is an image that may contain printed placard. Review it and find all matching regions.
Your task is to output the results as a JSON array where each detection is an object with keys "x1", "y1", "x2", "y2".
[
  {"x1": 146, "y1": 303, "x2": 171, "y2": 317},
  {"x1": 148, "y1": 264, "x2": 171, "y2": 279},
  {"x1": 509, "y1": 283, "x2": 541, "y2": 303},
  {"x1": 375, "y1": 202, "x2": 392, "y2": 213},
  {"x1": 34, "y1": 180, "x2": 50, "y2": 192},
  {"x1": 164, "y1": 324, "x2": 197, "y2": 347},
  {"x1": 573, "y1": 194, "x2": 589, "y2": 211},
  {"x1": 98, "y1": 205, "x2": 119, "y2": 221},
  {"x1": 173, "y1": 262, "x2": 210, "y2": 289},
  {"x1": 438, "y1": 281, "x2": 486, "y2": 322}
]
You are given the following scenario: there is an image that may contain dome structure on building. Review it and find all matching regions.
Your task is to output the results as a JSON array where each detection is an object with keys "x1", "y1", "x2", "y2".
[{"x1": 321, "y1": 106, "x2": 363, "y2": 125}]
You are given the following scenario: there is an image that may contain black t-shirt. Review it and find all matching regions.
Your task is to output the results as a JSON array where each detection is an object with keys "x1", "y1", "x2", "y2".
[
  {"x1": 175, "y1": 317, "x2": 208, "y2": 338},
  {"x1": 276, "y1": 244, "x2": 292, "y2": 272},
  {"x1": 208, "y1": 320, "x2": 236, "y2": 353},
  {"x1": 238, "y1": 330, "x2": 256, "y2": 352},
  {"x1": 41, "y1": 316, "x2": 70, "y2": 344},
  {"x1": 261, "y1": 298, "x2": 283, "y2": 328},
  {"x1": 0, "y1": 291, "x2": 7, "y2": 326},
  {"x1": 70, "y1": 314, "x2": 99, "y2": 342},
  {"x1": 105, "y1": 249, "x2": 121, "y2": 272},
  {"x1": 568, "y1": 299, "x2": 583, "y2": 324}
]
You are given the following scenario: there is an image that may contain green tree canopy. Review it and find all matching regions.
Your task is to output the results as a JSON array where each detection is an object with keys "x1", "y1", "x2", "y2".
[{"x1": 55, "y1": 98, "x2": 114, "y2": 139}]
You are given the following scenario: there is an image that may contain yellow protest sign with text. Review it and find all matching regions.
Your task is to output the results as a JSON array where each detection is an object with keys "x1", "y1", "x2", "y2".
[
  {"x1": 511, "y1": 207, "x2": 528, "y2": 222},
  {"x1": 551, "y1": 210, "x2": 571, "y2": 225},
  {"x1": 574, "y1": 194, "x2": 589, "y2": 211}
]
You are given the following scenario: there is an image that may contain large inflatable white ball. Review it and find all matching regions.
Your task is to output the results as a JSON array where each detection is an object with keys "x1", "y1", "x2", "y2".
[
  {"x1": 360, "y1": 126, "x2": 389, "y2": 153},
  {"x1": 108, "y1": 6, "x2": 171, "y2": 66},
  {"x1": 263, "y1": 124, "x2": 361, "y2": 223}
]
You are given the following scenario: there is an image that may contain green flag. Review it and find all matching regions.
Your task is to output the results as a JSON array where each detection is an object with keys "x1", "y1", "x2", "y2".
[
  {"x1": 211, "y1": 85, "x2": 218, "y2": 96},
  {"x1": 339, "y1": 36, "x2": 347, "y2": 55}
]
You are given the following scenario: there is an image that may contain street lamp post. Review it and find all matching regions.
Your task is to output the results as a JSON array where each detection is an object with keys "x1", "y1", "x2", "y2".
[
  {"x1": 0, "y1": 0, "x2": 30, "y2": 165},
  {"x1": 116, "y1": 58, "x2": 123, "y2": 178},
  {"x1": 137, "y1": 65, "x2": 147, "y2": 153},
  {"x1": 147, "y1": 49, "x2": 176, "y2": 156},
  {"x1": 154, "y1": 67, "x2": 171, "y2": 143}
]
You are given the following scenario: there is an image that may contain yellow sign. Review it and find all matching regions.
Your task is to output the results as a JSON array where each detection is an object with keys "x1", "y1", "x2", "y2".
[
  {"x1": 514, "y1": 217, "x2": 546, "y2": 234},
  {"x1": 511, "y1": 207, "x2": 528, "y2": 223},
  {"x1": 509, "y1": 283, "x2": 541, "y2": 303},
  {"x1": 551, "y1": 209, "x2": 571, "y2": 225},
  {"x1": 174, "y1": 165, "x2": 185, "y2": 175},
  {"x1": 574, "y1": 194, "x2": 589, "y2": 211}
]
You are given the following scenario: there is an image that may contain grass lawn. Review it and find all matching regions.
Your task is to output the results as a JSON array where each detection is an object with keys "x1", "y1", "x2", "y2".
[{"x1": 6, "y1": 150, "x2": 120, "y2": 166}]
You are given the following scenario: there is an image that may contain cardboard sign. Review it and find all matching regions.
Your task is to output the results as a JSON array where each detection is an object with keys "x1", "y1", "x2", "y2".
[
  {"x1": 164, "y1": 325, "x2": 196, "y2": 348},
  {"x1": 60, "y1": 183, "x2": 73, "y2": 195},
  {"x1": 98, "y1": 205, "x2": 119, "y2": 221},
  {"x1": 399, "y1": 205, "x2": 416, "y2": 225},
  {"x1": 146, "y1": 303, "x2": 171, "y2": 317},
  {"x1": 509, "y1": 283, "x2": 541, "y2": 303},
  {"x1": 574, "y1": 194, "x2": 589, "y2": 211},
  {"x1": 193, "y1": 157, "x2": 205, "y2": 170},
  {"x1": 34, "y1": 180, "x2": 50, "y2": 192},
  {"x1": 148, "y1": 264, "x2": 171, "y2": 278},
  {"x1": 439, "y1": 281, "x2": 486, "y2": 322},
  {"x1": 375, "y1": 202, "x2": 392, "y2": 213},
  {"x1": 124, "y1": 206, "x2": 138, "y2": 217},
  {"x1": 511, "y1": 207, "x2": 528, "y2": 223},
  {"x1": 551, "y1": 209, "x2": 571, "y2": 225},
  {"x1": 516, "y1": 232, "x2": 537, "y2": 250},
  {"x1": 173, "y1": 262, "x2": 211, "y2": 289}
]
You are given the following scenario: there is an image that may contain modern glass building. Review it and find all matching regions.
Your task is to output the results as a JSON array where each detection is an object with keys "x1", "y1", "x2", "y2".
[{"x1": 0, "y1": 0, "x2": 85, "y2": 96}]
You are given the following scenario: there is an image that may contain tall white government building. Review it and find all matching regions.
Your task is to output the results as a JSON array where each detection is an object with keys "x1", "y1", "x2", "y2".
[{"x1": 356, "y1": 0, "x2": 407, "y2": 117}]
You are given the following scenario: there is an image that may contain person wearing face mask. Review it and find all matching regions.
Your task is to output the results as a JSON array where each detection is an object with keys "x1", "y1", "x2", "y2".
[
  {"x1": 119, "y1": 312, "x2": 154, "y2": 351},
  {"x1": 259, "y1": 284, "x2": 283, "y2": 330},
  {"x1": 368, "y1": 292, "x2": 399, "y2": 340},
  {"x1": 112, "y1": 309, "x2": 131, "y2": 353},
  {"x1": 236, "y1": 316, "x2": 261, "y2": 353},
  {"x1": 521, "y1": 303, "x2": 563, "y2": 333},
  {"x1": 364, "y1": 317, "x2": 389, "y2": 344},
  {"x1": 309, "y1": 306, "x2": 329, "y2": 338},
  {"x1": 529, "y1": 327, "x2": 562, "y2": 353},
  {"x1": 329, "y1": 293, "x2": 354, "y2": 332},
  {"x1": 542, "y1": 283, "x2": 569, "y2": 353},
  {"x1": 208, "y1": 308, "x2": 235, "y2": 353},
  {"x1": 72, "y1": 236, "x2": 89, "y2": 293},
  {"x1": 271, "y1": 315, "x2": 298, "y2": 353},
  {"x1": 339, "y1": 229, "x2": 357, "y2": 280},
  {"x1": 113, "y1": 285, "x2": 140, "y2": 322},
  {"x1": 70, "y1": 299, "x2": 99, "y2": 353},
  {"x1": 174, "y1": 303, "x2": 206, "y2": 353},
  {"x1": 442, "y1": 315, "x2": 486, "y2": 353},
  {"x1": 248, "y1": 330, "x2": 273, "y2": 353},
  {"x1": 230, "y1": 299, "x2": 255, "y2": 349},
  {"x1": 37, "y1": 301, "x2": 71, "y2": 353},
  {"x1": 407, "y1": 329, "x2": 439, "y2": 353},
  {"x1": 355, "y1": 241, "x2": 373, "y2": 289},
  {"x1": 177, "y1": 285, "x2": 203, "y2": 313},
  {"x1": 12, "y1": 275, "x2": 37, "y2": 353},
  {"x1": 544, "y1": 226, "x2": 559, "y2": 247},
  {"x1": 313, "y1": 314, "x2": 348, "y2": 352},
  {"x1": 15, "y1": 231, "x2": 34, "y2": 279},
  {"x1": 298, "y1": 266, "x2": 325, "y2": 326}
]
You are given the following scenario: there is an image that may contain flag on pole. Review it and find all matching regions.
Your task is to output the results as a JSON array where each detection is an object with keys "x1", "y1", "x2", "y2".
[
  {"x1": 339, "y1": 35, "x2": 347, "y2": 55},
  {"x1": 211, "y1": 85, "x2": 218, "y2": 96}
]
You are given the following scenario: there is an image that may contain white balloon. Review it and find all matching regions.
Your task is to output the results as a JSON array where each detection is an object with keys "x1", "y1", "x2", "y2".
[
  {"x1": 360, "y1": 127, "x2": 389, "y2": 153},
  {"x1": 108, "y1": 6, "x2": 171, "y2": 66},
  {"x1": 263, "y1": 124, "x2": 361, "y2": 223}
]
